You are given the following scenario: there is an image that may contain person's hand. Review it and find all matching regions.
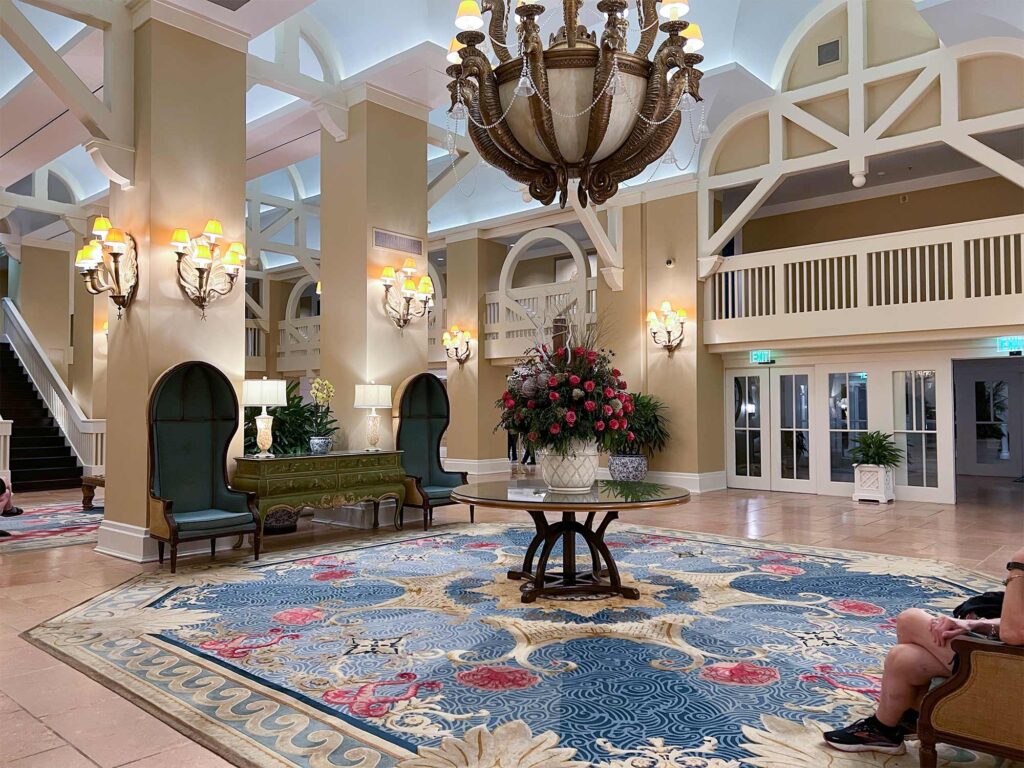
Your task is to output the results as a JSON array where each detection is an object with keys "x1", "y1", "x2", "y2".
[{"x1": 929, "y1": 615, "x2": 971, "y2": 646}]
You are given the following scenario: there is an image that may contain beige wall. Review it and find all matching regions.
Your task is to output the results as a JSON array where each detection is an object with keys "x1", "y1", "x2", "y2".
[
  {"x1": 103, "y1": 20, "x2": 246, "y2": 538},
  {"x1": 445, "y1": 237, "x2": 508, "y2": 462},
  {"x1": 743, "y1": 177, "x2": 1024, "y2": 253},
  {"x1": 510, "y1": 254, "x2": 556, "y2": 288},
  {"x1": 784, "y1": 6, "x2": 848, "y2": 92},
  {"x1": 70, "y1": 278, "x2": 107, "y2": 418},
  {"x1": 17, "y1": 245, "x2": 71, "y2": 384},
  {"x1": 320, "y1": 100, "x2": 428, "y2": 451},
  {"x1": 598, "y1": 194, "x2": 724, "y2": 477}
]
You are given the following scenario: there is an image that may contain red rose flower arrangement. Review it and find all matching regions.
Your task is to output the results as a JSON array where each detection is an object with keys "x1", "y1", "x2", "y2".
[{"x1": 497, "y1": 339, "x2": 631, "y2": 456}]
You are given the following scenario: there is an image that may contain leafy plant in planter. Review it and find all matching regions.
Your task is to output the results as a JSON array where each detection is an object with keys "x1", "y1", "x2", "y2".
[
  {"x1": 243, "y1": 381, "x2": 313, "y2": 456},
  {"x1": 849, "y1": 431, "x2": 903, "y2": 503},
  {"x1": 607, "y1": 393, "x2": 670, "y2": 481}
]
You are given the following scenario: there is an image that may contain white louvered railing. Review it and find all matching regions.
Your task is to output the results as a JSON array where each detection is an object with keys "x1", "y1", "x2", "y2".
[
  {"x1": 2, "y1": 298, "x2": 105, "y2": 473},
  {"x1": 0, "y1": 418, "x2": 10, "y2": 484},
  {"x1": 483, "y1": 277, "x2": 598, "y2": 359},
  {"x1": 245, "y1": 319, "x2": 266, "y2": 373},
  {"x1": 705, "y1": 215, "x2": 1024, "y2": 346},
  {"x1": 277, "y1": 316, "x2": 321, "y2": 374}
]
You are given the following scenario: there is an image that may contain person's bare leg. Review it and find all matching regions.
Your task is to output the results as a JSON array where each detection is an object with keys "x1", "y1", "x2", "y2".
[
  {"x1": 875, "y1": 643, "x2": 950, "y2": 726},
  {"x1": 895, "y1": 608, "x2": 956, "y2": 667}
]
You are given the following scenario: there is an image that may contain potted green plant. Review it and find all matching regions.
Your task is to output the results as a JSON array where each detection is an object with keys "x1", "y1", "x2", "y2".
[
  {"x1": 308, "y1": 377, "x2": 338, "y2": 455},
  {"x1": 607, "y1": 393, "x2": 669, "y2": 481},
  {"x1": 497, "y1": 328, "x2": 629, "y2": 493},
  {"x1": 244, "y1": 381, "x2": 312, "y2": 456},
  {"x1": 849, "y1": 431, "x2": 903, "y2": 503}
]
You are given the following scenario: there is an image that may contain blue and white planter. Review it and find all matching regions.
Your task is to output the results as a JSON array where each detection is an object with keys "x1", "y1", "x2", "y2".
[{"x1": 608, "y1": 454, "x2": 649, "y2": 482}]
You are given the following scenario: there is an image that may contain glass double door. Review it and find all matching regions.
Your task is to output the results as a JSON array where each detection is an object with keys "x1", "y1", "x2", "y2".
[
  {"x1": 727, "y1": 368, "x2": 815, "y2": 493},
  {"x1": 954, "y1": 359, "x2": 1024, "y2": 478}
]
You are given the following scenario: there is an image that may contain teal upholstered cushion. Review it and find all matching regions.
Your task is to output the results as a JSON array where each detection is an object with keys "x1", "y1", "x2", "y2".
[
  {"x1": 421, "y1": 485, "x2": 455, "y2": 500},
  {"x1": 172, "y1": 509, "x2": 256, "y2": 532}
]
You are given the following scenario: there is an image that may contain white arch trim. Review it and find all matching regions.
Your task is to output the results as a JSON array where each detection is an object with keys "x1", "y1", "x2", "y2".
[
  {"x1": 498, "y1": 227, "x2": 590, "y2": 331},
  {"x1": 285, "y1": 275, "x2": 318, "y2": 321}
]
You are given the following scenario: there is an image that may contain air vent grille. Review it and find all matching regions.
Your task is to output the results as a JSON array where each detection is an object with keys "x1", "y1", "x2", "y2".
[
  {"x1": 373, "y1": 228, "x2": 423, "y2": 257},
  {"x1": 817, "y1": 39, "x2": 841, "y2": 66}
]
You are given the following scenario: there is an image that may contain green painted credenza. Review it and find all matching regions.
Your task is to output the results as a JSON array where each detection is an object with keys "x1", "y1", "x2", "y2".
[{"x1": 232, "y1": 451, "x2": 406, "y2": 534}]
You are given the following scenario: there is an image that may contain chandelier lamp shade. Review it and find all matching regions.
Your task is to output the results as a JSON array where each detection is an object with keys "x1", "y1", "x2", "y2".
[
  {"x1": 354, "y1": 382, "x2": 393, "y2": 451},
  {"x1": 75, "y1": 216, "x2": 139, "y2": 318},
  {"x1": 170, "y1": 220, "x2": 244, "y2": 318},
  {"x1": 447, "y1": 0, "x2": 706, "y2": 208},
  {"x1": 243, "y1": 377, "x2": 288, "y2": 459},
  {"x1": 442, "y1": 325, "x2": 472, "y2": 364},
  {"x1": 647, "y1": 301, "x2": 686, "y2": 354},
  {"x1": 379, "y1": 259, "x2": 434, "y2": 330}
]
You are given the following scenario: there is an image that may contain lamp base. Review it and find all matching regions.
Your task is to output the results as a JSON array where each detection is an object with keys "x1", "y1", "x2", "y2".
[
  {"x1": 255, "y1": 412, "x2": 275, "y2": 459},
  {"x1": 253, "y1": 451, "x2": 275, "y2": 459},
  {"x1": 365, "y1": 411, "x2": 381, "y2": 452}
]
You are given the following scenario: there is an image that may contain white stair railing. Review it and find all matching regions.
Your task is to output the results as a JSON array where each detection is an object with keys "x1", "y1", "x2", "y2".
[
  {"x1": 1, "y1": 298, "x2": 105, "y2": 474},
  {"x1": 0, "y1": 418, "x2": 10, "y2": 484}
]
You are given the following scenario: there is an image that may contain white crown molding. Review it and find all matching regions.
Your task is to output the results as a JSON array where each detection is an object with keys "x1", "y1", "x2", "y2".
[
  {"x1": 344, "y1": 83, "x2": 431, "y2": 123},
  {"x1": 129, "y1": 0, "x2": 250, "y2": 52}
]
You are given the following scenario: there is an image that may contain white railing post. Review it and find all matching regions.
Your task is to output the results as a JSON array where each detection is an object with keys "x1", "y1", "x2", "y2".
[{"x1": 0, "y1": 418, "x2": 11, "y2": 484}]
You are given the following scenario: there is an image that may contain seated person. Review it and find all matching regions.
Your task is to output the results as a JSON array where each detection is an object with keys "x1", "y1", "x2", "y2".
[
  {"x1": 824, "y1": 546, "x2": 1024, "y2": 755},
  {"x1": 0, "y1": 478, "x2": 24, "y2": 537}
]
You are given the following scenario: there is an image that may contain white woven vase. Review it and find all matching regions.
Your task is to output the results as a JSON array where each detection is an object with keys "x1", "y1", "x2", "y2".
[{"x1": 537, "y1": 440, "x2": 599, "y2": 493}]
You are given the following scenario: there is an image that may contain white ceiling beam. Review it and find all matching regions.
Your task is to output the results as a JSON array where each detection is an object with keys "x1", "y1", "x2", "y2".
[
  {"x1": 703, "y1": 174, "x2": 784, "y2": 258},
  {"x1": 570, "y1": 182, "x2": 623, "y2": 291},
  {"x1": 428, "y1": 152, "x2": 480, "y2": 209},
  {"x1": 17, "y1": 0, "x2": 116, "y2": 27},
  {"x1": 945, "y1": 133, "x2": 1024, "y2": 188},
  {"x1": 0, "y1": 189, "x2": 94, "y2": 218},
  {"x1": 864, "y1": 65, "x2": 939, "y2": 141},
  {"x1": 780, "y1": 102, "x2": 849, "y2": 151}
]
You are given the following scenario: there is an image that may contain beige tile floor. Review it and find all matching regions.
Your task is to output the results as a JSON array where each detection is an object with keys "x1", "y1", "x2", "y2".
[{"x1": 1, "y1": 475, "x2": 1021, "y2": 766}]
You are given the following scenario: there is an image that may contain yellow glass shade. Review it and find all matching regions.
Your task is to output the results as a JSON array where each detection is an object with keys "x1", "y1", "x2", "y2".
[
  {"x1": 401, "y1": 257, "x2": 417, "y2": 274},
  {"x1": 170, "y1": 229, "x2": 191, "y2": 249},
  {"x1": 104, "y1": 228, "x2": 126, "y2": 245},
  {"x1": 102, "y1": 321, "x2": 108, "y2": 333},
  {"x1": 74, "y1": 248, "x2": 90, "y2": 268},
  {"x1": 417, "y1": 276, "x2": 434, "y2": 295},
  {"x1": 677, "y1": 309, "x2": 688, "y2": 320},
  {"x1": 442, "y1": 332, "x2": 452, "y2": 346},
  {"x1": 463, "y1": 329, "x2": 472, "y2": 341},
  {"x1": 203, "y1": 219, "x2": 223, "y2": 240},
  {"x1": 222, "y1": 249, "x2": 242, "y2": 266},
  {"x1": 380, "y1": 266, "x2": 397, "y2": 285},
  {"x1": 446, "y1": 37, "x2": 465, "y2": 65},
  {"x1": 193, "y1": 243, "x2": 213, "y2": 264},
  {"x1": 91, "y1": 216, "x2": 112, "y2": 239},
  {"x1": 660, "y1": 300, "x2": 673, "y2": 314},
  {"x1": 450, "y1": 325, "x2": 461, "y2": 335},
  {"x1": 659, "y1": 0, "x2": 689, "y2": 19},
  {"x1": 87, "y1": 241, "x2": 104, "y2": 263},
  {"x1": 455, "y1": 0, "x2": 483, "y2": 31},
  {"x1": 316, "y1": 281, "x2": 322, "y2": 295},
  {"x1": 401, "y1": 278, "x2": 417, "y2": 295},
  {"x1": 227, "y1": 241, "x2": 245, "y2": 257},
  {"x1": 683, "y1": 23, "x2": 703, "y2": 52},
  {"x1": 646, "y1": 310, "x2": 658, "y2": 324}
]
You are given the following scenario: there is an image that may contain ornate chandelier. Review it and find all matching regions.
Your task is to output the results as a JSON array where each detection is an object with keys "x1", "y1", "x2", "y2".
[{"x1": 447, "y1": 0, "x2": 706, "y2": 208}]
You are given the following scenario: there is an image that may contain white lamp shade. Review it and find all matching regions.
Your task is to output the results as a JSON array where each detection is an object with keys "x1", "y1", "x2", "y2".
[
  {"x1": 243, "y1": 378, "x2": 287, "y2": 407},
  {"x1": 354, "y1": 383, "x2": 392, "y2": 409}
]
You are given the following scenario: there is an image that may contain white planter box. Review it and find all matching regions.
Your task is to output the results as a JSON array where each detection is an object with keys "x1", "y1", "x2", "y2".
[{"x1": 853, "y1": 464, "x2": 896, "y2": 503}]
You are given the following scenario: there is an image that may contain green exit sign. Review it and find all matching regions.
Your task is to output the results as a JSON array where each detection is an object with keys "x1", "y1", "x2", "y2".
[
  {"x1": 997, "y1": 336, "x2": 1024, "y2": 354},
  {"x1": 750, "y1": 350, "x2": 774, "y2": 365}
]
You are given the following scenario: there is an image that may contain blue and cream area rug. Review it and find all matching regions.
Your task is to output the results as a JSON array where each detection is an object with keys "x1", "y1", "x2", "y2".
[
  {"x1": 0, "y1": 502, "x2": 103, "y2": 553},
  {"x1": 25, "y1": 523, "x2": 1016, "y2": 767}
]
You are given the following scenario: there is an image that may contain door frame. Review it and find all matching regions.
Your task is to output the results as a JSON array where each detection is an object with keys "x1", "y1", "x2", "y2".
[
  {"x1": 769, "y1": 367, "x2": 817, "y2": 494},
  {"x1": 725, "y1": 368, "x2": 772, "y2": 491}
]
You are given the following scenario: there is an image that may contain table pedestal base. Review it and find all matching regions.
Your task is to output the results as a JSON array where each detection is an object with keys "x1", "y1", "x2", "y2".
[{"x1": 507, "y1": 510, "x2": 639, "y2": 603}]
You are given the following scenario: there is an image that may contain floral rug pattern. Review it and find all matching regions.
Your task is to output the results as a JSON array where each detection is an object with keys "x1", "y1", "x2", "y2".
[
  {"x1": 24, "y1": 523, "x2": 1017, "y2": 767},
  {"x1": 0, "y1": 502, "x2": 102, "y2": 553}
]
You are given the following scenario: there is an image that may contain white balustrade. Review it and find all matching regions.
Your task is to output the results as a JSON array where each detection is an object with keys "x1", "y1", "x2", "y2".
[
  {"x1": 704, "y1": 215, "x2": 1024, "y2": 346},
  {"x1": 2, "y1": 298, "x2": 105, "y2": 474},
  {"x1": 0, "y1": 418, "x2": 10, "y2": 484},
  {"x1": 483, "y1": 278, "x2": 598, "y2": 359},
  {"x1": 277, "y1": 316, "x2": 321, "y2": 373},
  {"x1": 245, "y1": 319, "x2": 266, "y2": 372}
]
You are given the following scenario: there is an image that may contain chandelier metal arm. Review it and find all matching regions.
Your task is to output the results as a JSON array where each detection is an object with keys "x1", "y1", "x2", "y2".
[
  {"x1": 563, "y1": 0, "x2": 579, "y2": 48},
  {"x1": 520, "y1": 9, "x2": 568, "y2": 194},
  {"x1": 633, "y1": 0, "x2": 659, "y2": 58},
  {"x1": 481, "y1": 0, "x2": 512, "y2": 63},
  {"x1": 582, "y1": 4, "x2": 627, "y2": 186}
]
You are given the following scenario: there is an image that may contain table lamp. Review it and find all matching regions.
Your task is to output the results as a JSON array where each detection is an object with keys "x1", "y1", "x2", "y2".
[
  {"x1": 354, "y1": 382, "x2": 392, "y2": 451},
  {"x1": 243, "y1": 377, "x2": 288, "y2": 458}
]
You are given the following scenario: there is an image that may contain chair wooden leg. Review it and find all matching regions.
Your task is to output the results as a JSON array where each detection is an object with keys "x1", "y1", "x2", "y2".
[
  {"x1": 423, "y1": 504, "x2": 430, "y2": 531},
  {"x1": 210, "y1": 539, "x2": 216, "y2": 559},
  {"x1": 158, "y1": 541, "x2": 165, "y2": 564},
  {"x1": 170, "y1": 542, "x2": 178, "y2": 574},
  {"x1": 919, "y1": 740, "x2": 938, "y2": 768},
  {"x1": 253, "y1": 530, "x2": 261, "y2": 562},
  {"x1": 470, "y1": 505, "x2": 475, "y2": 523}
]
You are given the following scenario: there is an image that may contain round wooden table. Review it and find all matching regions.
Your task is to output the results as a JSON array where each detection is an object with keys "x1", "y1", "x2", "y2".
[{"x1": 451, "y1": 479, "x2": 690, "y2": 603}]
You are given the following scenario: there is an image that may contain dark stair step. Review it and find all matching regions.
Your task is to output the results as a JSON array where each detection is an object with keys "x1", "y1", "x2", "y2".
[
  {"x1": 5, "y1": 416, "x2": 55, "y2": 428},
  {"x1": 11, "y1": 455, "x2": 79, "y2": 471},
  {"x1": 11, "y1": 426, "x2": 60, "y2": 438},
  {"x1": 12, "y1": 445, "x2": 74, "y2": 459},
  {"x1": 11, "y1": 435, "x2": 67, "y2": 449},
  {"x1": 12, "y1": 465, "x2": 83, "y2": 483},
  {"x1": 13, "y1": 477, "x2": 85, "y2": 493}
]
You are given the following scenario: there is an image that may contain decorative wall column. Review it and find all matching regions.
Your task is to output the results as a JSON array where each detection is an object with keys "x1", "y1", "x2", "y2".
[
  {"x1": 598, "y1": 192, "x2": 725, "y2": 491},
  {"x1": 98, "y1": 20, "x2": 246, "y2": 561},
  {"x1": 319, "y1": 99, "x2": 428, "y2": 451},
  {"x1": 444, "y1": 234, "x2": 509, "y2": 473}
]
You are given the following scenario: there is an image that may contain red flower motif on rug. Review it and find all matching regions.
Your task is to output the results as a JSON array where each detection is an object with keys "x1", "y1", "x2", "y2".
[
  {"x1": 699, "y1": 662, "x2": 780, "y2": 686},
  {"x1": 323, "y1": 672, "x2": 442, "y2": 717},
  {"x1": 752, "y1": 550, "x2": 798, "y2": 561},
  {"x1": 272, "y1": 607, "x2": 325, "y2": 625},
  {"x1": 464, "y1": 542, "x2": 501, "y2": 549},
  {"x1": 312, "y1": 569, "x2": 355, "y2": 582},
  {"x1": 455, "y1": 666, "x2": 541, "y2": 691},
  {"x1": 828, "y1": 598, "x2": 885, "y2": 616},
  {"x1": 200, "y1": 628, "x2": 300, "y2": 659},
  {"x1": 758, "y1": 564, "x2": 805, "y2": 576}
]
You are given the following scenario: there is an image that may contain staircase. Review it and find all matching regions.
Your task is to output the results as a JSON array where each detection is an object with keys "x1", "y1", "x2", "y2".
[{"x1": 0, "y1": 343, "x2": 83, "y2": 492}]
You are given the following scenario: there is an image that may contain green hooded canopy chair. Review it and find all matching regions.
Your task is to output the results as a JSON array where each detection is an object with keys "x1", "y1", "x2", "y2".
[
  {"x1": 148, "y1": 361, "x2": 260, "y2": 572},
  {"x1": 395, "y1": 373, "x2": 473, "y2": 530}
]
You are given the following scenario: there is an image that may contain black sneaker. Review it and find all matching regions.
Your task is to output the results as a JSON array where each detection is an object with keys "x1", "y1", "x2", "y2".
[
  {"x1": 1, "y1": 507, "x2": 23, "y2": 517},
  {"x1": 823, "y1": 716, "x2": 907, "y2": 755},
  {"x1": 899, "y1": 709, "x2": 919, "y2": 738}
]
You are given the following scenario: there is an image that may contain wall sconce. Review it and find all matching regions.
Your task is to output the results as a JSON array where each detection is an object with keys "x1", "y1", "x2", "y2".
[
  {"x1": 75, "y1": 217, "x2": 138, "y2": 319},
  {"x1": 380, "y1": 258, "x2": 434, "y2": 330},
  {"x1": 170, "y1": 220, "x2": 244, "y2": 319},
  {"x1": 442, "y1": 325, "x2": 472, "y2": 364},
  {"x1": 647, "y1": 302, "x2": 686, "y2": 354}
]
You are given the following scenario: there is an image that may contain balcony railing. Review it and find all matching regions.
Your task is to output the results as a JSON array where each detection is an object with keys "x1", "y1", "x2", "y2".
[
  {"x1": 483, "y1": 278, "x2": 598, "y2": 359},
  {"x1": 245, "y1": 319, "x2": 266, "y2": 373},
  {"x1": 277, "y1": 316, "x2": 320, "y2": 374},
  {"x1": 704, "y1": 215, "x2": 1024, "y2": 346}
]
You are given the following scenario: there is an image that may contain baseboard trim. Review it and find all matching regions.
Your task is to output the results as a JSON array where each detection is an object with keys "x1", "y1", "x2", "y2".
[
  {"x1": 95, "y1": 520, "x2": 244, "y2": 563},
  {"x1": 596, "y1": 468, "x2": 727, "y2": 494},
  {"x1": 442, "y1": 457, "x2": 511, "y2": 476}
]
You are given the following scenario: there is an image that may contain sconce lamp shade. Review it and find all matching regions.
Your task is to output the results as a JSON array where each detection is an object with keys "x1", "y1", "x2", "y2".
[
  {"x1": 222, "y1": 250, "x2": 243, "y2": 272},
  {"x1": 417, "y1": 276, "x2": 434, "y2": 295},
  {"x1": 227, "y1": 241, "x2": 246, "y2": 258},
  {"x1": 401, "y1": 258, "x2": 417, "y2": 274},
  {"x1": 380, "y1": 266, "x2": 397, "y2": 285},
  {"x1": 659, "y1": 0, "x2": 689, "y2": 19},
  {"x1": 315, "y1": 281, "x2": 322, "y2": 295},
  {"x1": 455, "y1": 0, "x2": 483, "y2": 31},
  {"x1": 683, "y1": 23, "x2": 703, "y2": 52},
  {"x1": 104, "y1": 228, "x2": 126, "y2": 248},
  {"x1": 203, "y1": 219, "x2": 223, "y2": 240},
  {"x1": 193, "y1": 243, "x2": 213, "y2": 264},
  {"x1": 92, "y1": 216, "x2": 112, "y2": 239},
  {"x1": 401, "y1": 278, "x2": 417, "y2": 296},
  {"x1": 170, "y1": 229, "x2": 191, "y2": 249},
  {"x1": 354, "y1": 383, "x2": 392, "y2": 410},
  {"x1": 446, "y1": 37, "x2": 465, "y2": 65},
  {"x1": 243, "y1": 378, "x2": 287, "y2": 407}
]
